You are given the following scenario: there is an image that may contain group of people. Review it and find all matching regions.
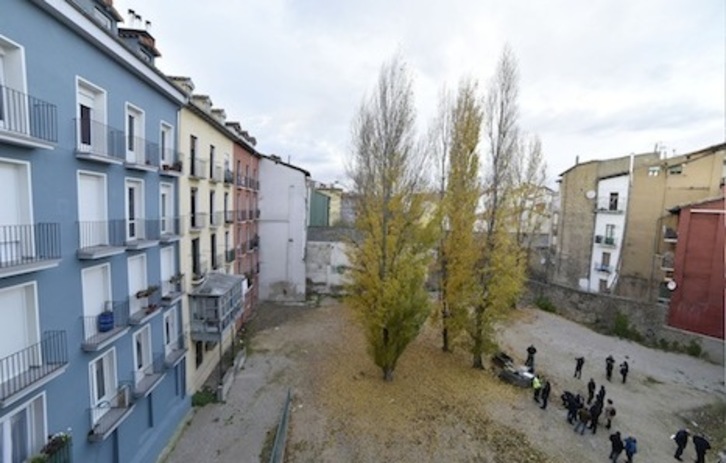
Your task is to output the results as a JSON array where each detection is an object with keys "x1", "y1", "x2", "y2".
[{"x1": 526, "y1": 347, "x2": 715, "y2": 462}]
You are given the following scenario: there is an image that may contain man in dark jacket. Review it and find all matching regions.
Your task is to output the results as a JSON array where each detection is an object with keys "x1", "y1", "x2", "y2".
[
  {"x1": 609, "y1": 431, "x2": 624, "y2": 462},
  {"x1": 620, "y1": 360, "x2": 630, "y2": 383},
  {"x1": 606, "y1": 355, "x2": 615, "y2": 381},
  {"x1": 540, "y1": 380, "x2": 551, "y2": 410},
  {"x1": 589, "y1": 402, "x2": 603, "y2": 434},
  {"x1": 596, "y1": 384, "x2": 606, "y2": 405},
  {"x1": 587, "y1": 378, "x2": 596, "y2": 404},
  {"x1": 693, "y1": 433, "x2": 711, "y2": 463},
  {"x1": 673, "y1": 428, "x2": 690, "y2": 461},
  {"x1": 525, "y1": 345, "x2": 537, "y2": 370},
  {"x1": 574, "y1": 356, "x2": 584, "y2": 378}
]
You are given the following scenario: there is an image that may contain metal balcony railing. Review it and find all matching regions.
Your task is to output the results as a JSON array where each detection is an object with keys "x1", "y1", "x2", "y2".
[
  {"x1": 123, "y1": 138, "x2": 159, "y2": 169},
  {"x1": 236, "y1": 175, "x2": 246, "y2": 188},
  {"x1": 224, "y1": 169, "x2": 234, "y2": 184},
  {"x1": 595, "y1": 235, "x2": 616, "y2": 246},
  {"x1": 161, "y1": 274, "x2": 184, "y2": 302},
  {"x1": 0, "y1": 223, "x2": 61, "y2": 271},
  {"x1": 189, "y1": 212, "x2": 208, "y2": 230},
  {"x1": 75, "y1": 118, "x2": 126, "y2": 162},
  {"x1": 128, "y1": 288, "x2": 162, "y2": 325},
  {"x1": 226, "y1": 249, "x2": 235, "y2": 263},
  {"x1": 159, "y1": 147, "x2": 183, "y2": 174},
  {"x1": 192, "y1": 258, "x2": 208, "y2": 282},
  {"x1": 0, "y1": 331, "x2": 68, "y2": 403},
  {"x1": 225, "y1": 210, "x2": 235, "y2": 224},
  {"x1": 125, "y1": 218, "x2": 161, "y2": 246},
  {"x1": 594, "y1": 262, "x2": 612, "y2": 273},
  {"x1": 211, "y1": 164, "x2": 224, "y2": 183},
  {"x1": 0, "y1": 84, "x2": 58, "y2": 144},
  {"x1": 88, "y1": 383, "x2": 132, "y2": 442},
  {"x1": 210, "y1": 211, "x2": 224, "y2": 228},
  {"x1": 190, "y1": 157, "x2": 207, "y2": 179},
  {"x1": 132, "y1": 353, "x2": 166, "y2": 398},
  {"x1": 663, "y1": 227, "x2": 678, "y2": 242},
  {"x1": 164, "y1": 332, "x2": 187, "y2": 367},
  {"x1": 77, "y1": 219, "x2": 126, "y2": 257},
  {"x1": 159, "y1": 216, "x2": 183, "y2": 241},
  {"x1": 237, "y1": 209, "x2": 247, "y2": 221},
  {"x1": 82, "y1": 301, "x2": 130, "y2": 351}
]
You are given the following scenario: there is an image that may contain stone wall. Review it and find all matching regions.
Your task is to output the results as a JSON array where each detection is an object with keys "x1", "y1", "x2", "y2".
[{"x1": 524, "y1": 280, "x2": 724, "y2": 365}]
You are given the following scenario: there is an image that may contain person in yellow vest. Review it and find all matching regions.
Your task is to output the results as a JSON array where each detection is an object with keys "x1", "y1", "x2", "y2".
[{"x1": 532, "y1": 375, "x2": 542, "y2": 403}]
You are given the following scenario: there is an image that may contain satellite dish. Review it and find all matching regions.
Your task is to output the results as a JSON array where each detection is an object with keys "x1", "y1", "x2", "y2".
[
  {"x1": 667, "y1": 280, "x2": 677, "y2": 291},
  {"x1": 585, "y1": 190, "x2": 596, "y2": 199}
]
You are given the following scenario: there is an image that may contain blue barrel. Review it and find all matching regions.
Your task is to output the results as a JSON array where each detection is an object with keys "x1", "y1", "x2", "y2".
[{"x1": 98, "y1": 312, "x2": 114, "y2": 332}]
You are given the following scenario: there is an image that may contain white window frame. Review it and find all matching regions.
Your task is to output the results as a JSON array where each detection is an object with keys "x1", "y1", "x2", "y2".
[
  {"x1": 77, "y1": 170, "x2": 108, "y2": 247},
  {"x1": 159, "y1": 182, "x2": 173, "y2": 235},
  {"x1": 125, "y1": 178, "x2": 145, "y2": 241},
  {"x1": 81, "y1": 263, "x2": 112, "y2": 339},
  {"x1": 75, "y1": 77, "x2": 107, "y2": 153},
  {"x1": 0, "y1": 157, "x2": 34, "y2": 262},
  {"x1": 0, "y1": 392, "x2": 46, "y2": 462},
  {"x1": 133, "y1": 325, "x2": 152, "y2": 385},
  {"x1": 0, "y1": 35, "x2": 28, "y2": 133},
  {"x1": 127, "y1": 253, "x2": 148, "y2": 317},
  {"x1": 163, "y1": 308, "x2": 178, "y2": 357},
  {"x1": 88, "y1": 348, "x2": 117, "y2": 424},
  {"x1": 124, "y1": 103, "x2": 145, "y2": 163},
  {"x1": 0, "y1": 282, "x2": 41, "y2": 377},
  {"x1": 160, "y1": 245, "x2": 175, "y2": 295},
  {"x1": 159, "y1": 121, "x2": 174, "y2": 166}
]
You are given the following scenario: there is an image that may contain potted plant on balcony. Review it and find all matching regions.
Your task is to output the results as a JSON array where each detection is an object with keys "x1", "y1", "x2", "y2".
[
  {"x1": 136, "y1": 285, "x2": 160, "y2": 299},
  {"x1": 30, "y1": 430, "x2": 72, "y2": 462},
  {"x1": 170, "y1": 273, "x2": 184, "y2": 284},
  {"x1": 98, "y1": 302, "x2": 114, "y2": 333},
  {"x1": 144, "y1": 303, "x2": 159, "y2": 315}
]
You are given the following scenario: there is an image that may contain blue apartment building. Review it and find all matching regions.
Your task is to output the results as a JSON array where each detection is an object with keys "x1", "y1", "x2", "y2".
[{"x1": 0, "y1": 0, "x2": 189, "y2": 461}]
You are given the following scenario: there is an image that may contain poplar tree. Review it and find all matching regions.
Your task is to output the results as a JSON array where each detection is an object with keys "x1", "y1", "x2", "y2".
[{"x1": 345, "y1": 57, "x2": 433, "y2": 382}]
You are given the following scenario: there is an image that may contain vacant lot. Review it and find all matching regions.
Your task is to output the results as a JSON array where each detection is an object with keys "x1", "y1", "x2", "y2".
[{"x1": 166, "y1": 299, "x2": 725, "y2": 463}]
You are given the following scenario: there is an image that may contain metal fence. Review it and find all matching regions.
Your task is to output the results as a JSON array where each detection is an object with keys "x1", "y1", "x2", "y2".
[
  {"x1": 1, "y1": 84, "x2": 57, "y2": 143},
  {"x1": 269, "y1": 388, "x2": 292, "y2": 463},
  {"x1": 0, "y1": 223, "x2": 61, "y2": 269},
  {"x1": 0, "y1": 331, "x2": 68, "y2": 401}
]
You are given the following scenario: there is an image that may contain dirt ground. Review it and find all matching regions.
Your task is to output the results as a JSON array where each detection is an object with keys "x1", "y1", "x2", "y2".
[{"x1": 165, "y1": 298, "x2": 725, "y2": 463}]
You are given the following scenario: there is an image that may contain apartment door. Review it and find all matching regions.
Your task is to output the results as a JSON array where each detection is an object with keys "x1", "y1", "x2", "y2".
[
  {"x1": 82, "y1": 265, "x2": 111, "y2": 338},
  {"x1": 127, "y1": 254, "x2": 147, "y2": 316},
  {"x1": 0, "y1": 162, "x2": 31, "y2": 264},
  {"x1": 160, "y1": 183, "x2": 173, "y2": 235},
  {"x1": 0, "y1": 285, "x2": 38, "y2": 380},
  {"x1": 160, "y1": 246, "x2": 174, "y2": 294},
  {"x1": 78, "y1": 173, "x2": 107, "y2": 247},
  {"x1": 126, "y1": 180, "x2": 143, "y2": 240}
]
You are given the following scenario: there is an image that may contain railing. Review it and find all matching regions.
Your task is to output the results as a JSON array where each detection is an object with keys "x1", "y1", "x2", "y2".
[
  {"x1": 160, "y1": 147, "x2": 183, "y2": 173},
  {"x1": 0, "y1": 331, "x2": 68, "y2": 402},
  {"x1": 237, "y1": 209, "x2": 248, "y2": 221},
  {"x1": 125, "y1": 217, "x2": 161, "y2": 243},
  {"x1": 594, "y1": 235, "x2": 616, "y2": 246},
  {"x1": 78, "y1": 219, "x2": 126, "y2": 250},
  {"x1": 210, "y1": 211, "x2": 224, "y2": 227},
  {"x1": 159, "y1": 216, "x2": 183, "y2": 239},
  {"x1": 236, "y1": 175, "x2": 246, "y2": 188},
  {"x1": 190, "y1": 157, "x2": 207, "y2": 178},
  {"x1": 595, "y1": 198, "x2": 623, "y2": 213},
  {"x1": 594, "y1": 263, "x2": 612, "y2": 273},
  {"x1": 0, "y1": 84, "x2": 58, "y2": 143},
  {"x1": 129, "y1": 289, "x2": 162, "y2": 324},
  {"x1": 226, "y1": 249, "x2": 235, "y2": 263},
  {"x1": 268, "y1": 388, "x2": 292, "y2": 463},
  {"x1": 74, "y1": 118, "x2": 125, "y2": 161},
  {"x1": 212, "y1": 253, "x2": 224, "y2": 270},
  {"x1": 256, "y1": 209, "x2": 261, "y2": 219},
  {"x1": 165, "y1": 331, "x2": 187, "y2": 367},
  {"x1": 88, "y1": 383, "x2": 131, "y2": 441},
  {"x1": 122, "y1": 138, "x2": 159, "y2": 168},
  {"x1": 192, "y1": 259, "x2": 208, "y2": 281},
  {"x1": 190, "y1": 212, "x2": 208, "y2": 230},
  {"x1": 211, "y1": 164, "x2": 224, "y2": 182},
  {"x1": 162, "y1": 274, "x2": 184, "y2": 300},
  {"x1": 224, "y1": 169, "x2": 234, "y2": 184},
  {"x1": 132, "y1": 353, "x2": 166, "y2": 395},
  {"x1": 82, "y1": 301, "x2": 129, "y2": 347},
  {"x1": 248, "y1": 177, "x2": 260, "y2": 191},
  {"x1": 0, "y1": 223, "x2": 61, "y2": 270},
  {"x1": 663, "y1": 227, "x2": 678, "y2": 242}
]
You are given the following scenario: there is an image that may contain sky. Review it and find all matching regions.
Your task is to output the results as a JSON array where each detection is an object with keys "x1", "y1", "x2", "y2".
[{"x1": 113, "y1": 0, "x2": 724, "y2": 187}]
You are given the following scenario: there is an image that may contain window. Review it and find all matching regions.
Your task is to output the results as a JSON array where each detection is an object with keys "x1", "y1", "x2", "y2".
[
  {"x1": 194, "y1": 341, "x2": 203, "y2": 368},
  {"x1": 598, "y1": 279, "x2": 608, "y2": 293},
  {"x1": 209, "y1": 145, "x2": 215, "y2": 178},
  {"x1": 190, "y1": 188, "x2": 198, "y2": 228},
  {"x1": 160, "y1": 123, "x2": 173, "y2": 166},
  {"x1": 125, "y1": 104, "x2": 145, "y2": 164},
  {"x1": 0, "y1": 159, "x2": 33, "y2": 264},
  {"x1": 160, "y1": 182, "x2": 173, "y2": 235},
  {"x1": 93, "y1": 7, "x2": 112, "y2": 29},
  {"x1": 191, "y1": 238, "x2": 200, "y2": 277},
  {"x1": 189, "y1": 135, "x2": 197, "y2": 175},
  {"x1": 81, "y1": 264, "x2": 112, "y2": 337},
  {"x1": 211, "y1": 233, "x2": 217, "y2": 268},
  {"x1": 648, "y1": 166, "x2": 660, "y2": 177},
  {"x1": 125, "y1": 179, "x2": 144, "y2": 240},
  {"x1": 76, "y1": 78, "x2": 107, "y2": 153},
  {"x1": 160, "y1": 246, "x2": 175, "y2": 295},
  {"x1": 0, "y1": 394, "x2": 45, "y2": 462},
  {"x1": 89, "y1": 349, "x2": 117, "y2": 423},
  {"x1": 133, "y1": 325, "x2": 152, "y2": 385},
  {"x1": 668, "y1": 164, "x2": 682, "y2": 175},
  {"x1": 163, "y1": 308, "x2": 178, "y2": 357},
  {"x1": 0, "y1": 35, "x2": 27, "y2": 134},
  {"x1": 127, "y1": 254, "x2": 147, "y2": 316},
  {"x1": 608, "y1": 193, "x2": 619, "y2": 211},
  {"x1": 605, "y1": 224, "x2": 615, "y2": 239},
  {"x1": 0, "y1": 283, "x2": 39, "y2": 379},
  {"x1": 601, "y1": 252, "x2": 611, "y2": 267},
  {"x1": 77, "y1": 171, "x2": 108, "y2": 247}
]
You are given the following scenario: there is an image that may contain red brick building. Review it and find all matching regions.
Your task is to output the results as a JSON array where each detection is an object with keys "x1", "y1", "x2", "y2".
[{"x1": 666, "y1": 195, "x2": 725, "y2": 339}]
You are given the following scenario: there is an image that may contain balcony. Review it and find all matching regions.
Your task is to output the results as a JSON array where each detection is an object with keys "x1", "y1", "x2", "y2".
[
  {"x1": 161, "y1": 274, "x2": 184, "y2": 307},
  {"x1": 594, "y1": 235, "x2": 616, "y2": 247},
  {"x1": 660, "y1": 252, "x2": 675, "y2": 272},
  {"x1": 594, "y1": 262, "x2": 612, "y2": 273},
  {"x1": 237, "y1": 209, "x2": 248, "y2": 221},
  {"x1": 0, "y1": 331, "x2": 68, "y2": 408},
  {"x1": 225, "y1": 210, "x2": 235, "y2": 224},
  {"x1": 77, "y1": 219, "x2": 126, "y2": 259},
  {"x1": 237, "y1": 242, "x2": 247, "y2": 256},
  {"x1": 210, "y1": 164, "x2": 224, "y2": 183},
  {"x1": 255, "y1": 209, "x2": 261, "y2": 219},
  {"x1": 0, "y1": 85, "x2": 57, "y2": 149},
  {"x1": 226, "y1": 249, "x2": 235, "y2": 263},
  {"x1": 192, "y1": 259, "x2": 208, "y2": 285},
  {"x1": 164, "y1": 332, "x2": 187, "y2": 368},
  {"x1": 236, "y1": 175, "x2": 246, "y2": 189},
  {"x1": 224, "y1": 169, "x2": 234, "y2": 185},
  {"x1": 124, "y1": 218, "x2": 160, "y2": 250},
  {"x1": 0, "y1": 223, "x2": 61, "y2": 278},
  {"x1": 159, "y1": 149, "x2": 183, "y2": 177},
  {"x1": 252, "y1": 235, "x2": 259, "y2": 250},
  {"x1": 81, "y1": 301, "x2": 130, "y2": 352},
  {"x1": 212, "y1": 253, "x2": 224, "y2": 270},
  {"x1": 595, "y1": 199, "x2": 623, "y2": 214},
  {"x1": 159, "y1": 216, "x2": 183, "y2": 243},
  {"x1": 87, "y1": 384, "x2": 134, "y2": 443},
  {"x1": 209, "y1": 211, "x2": 224, "y2": 228},
  {"x1": 124, "y1": 138, "x2": 160, "y2": 172},
  {"x1": 663, "y1": 227, "x2": 678, "y2": 243},
  {"x1": 189, "y1": 212, "x2": 208, "y2": 232},
  {"x1": 75, "y1": 118, "x2": 125, "y2": 164},
  {"x1": 132, "y1": 354, "x2": 165, "y2": 399},
  {"x1": 189, "y1": 157, "x2": 207, "y2": 179},
  {"x1": 128, "y1": 287, "x2": 162, "y2": 325},
  {"x1": 189, "y1": 273, "x2": 245, "y2": 342},
  {"x1": 247, "y1": 177, "x2": 259, "y2": 191}
]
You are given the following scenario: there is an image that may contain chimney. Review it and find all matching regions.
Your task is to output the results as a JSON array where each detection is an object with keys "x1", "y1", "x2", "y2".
[
  {"x1": 575, "y1": 155, "x2": 579, "y2": 165},
  {"x1": 167, "y1": 76, "x2": 195, "y2": 96},
  {"x1": 191, "y1": 95, "x2": 213, "y2": 113},
  {"x1": 118, "y1": 10, "x2": 161, "y2": 64},
  {"x1": 210, "y1": 108, "x2": 227, "y2": 124}
]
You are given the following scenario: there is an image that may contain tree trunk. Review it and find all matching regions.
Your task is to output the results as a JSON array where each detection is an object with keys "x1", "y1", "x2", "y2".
[
  {"x1": 383, "y1": 367, "x2": 394, "y2": 382},
  {"x1": 472, "y1": 353, "x2": 484, "y2": 369},
  {"x1": 442, "y1": 325, "x2": 450, "y2": 352}
]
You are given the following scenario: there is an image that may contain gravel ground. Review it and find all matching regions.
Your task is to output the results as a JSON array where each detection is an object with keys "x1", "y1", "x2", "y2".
[{"x1": 162, "y1": 299, "x2": 725, "y2": 463}]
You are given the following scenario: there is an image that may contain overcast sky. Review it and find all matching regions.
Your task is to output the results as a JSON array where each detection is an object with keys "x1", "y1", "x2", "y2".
[{"x1": 114, "y1": 0, "x2": 724, "y2": 186}]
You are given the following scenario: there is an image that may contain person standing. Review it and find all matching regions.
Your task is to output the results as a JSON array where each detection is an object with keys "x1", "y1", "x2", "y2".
[
  {"x1": 587, "y1": 378, "x2": 596, "y2": 404},
  {"x1": 574, "y1": 406, "x2": 591, "y2": 435},
  {"x1": 574, "y1": 356, "x2": 585, "y2": 378},
  {"x1": 604, "y1": 399, "x2": 616, "y2": 429},
  {"x1": 609, "y1": 431, "x2": 624, "y2": 462},
  {"x1": 623, "y1": 436, "x2": 637, "y2": 463},
  {"x1": 672, "y1": 428, "x2": 690, "y2": 461},
  {"x1": 597, "y1": 384, "x2": 606, "y2": 405},
  {"x1": 589, "y1": 402, "x2": 603, "y2": 434},
  {"x1": 620, "y1": 360, "x2": 630, "y2": 383},
  {"x1": 566, "y1": 394, "x2": 580, "y2": 424},
  {"x1": 540, "y1": 380, "x2": 551, "y2": 410},
  {"x1": 532, "y1": 375, "x2": 542, "y2": 403},
  {"x1": 693, "y1": 433, "x2": 711, "y2": 463},
  {"x1": 606, "y1": 355, "x2": 615, "y2": 381},
  {"x1": 525, "y1": 345, "x2": 537, "y2": 371}
]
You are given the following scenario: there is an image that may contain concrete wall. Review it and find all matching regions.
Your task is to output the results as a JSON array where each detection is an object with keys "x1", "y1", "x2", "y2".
[
  {"x1": 525, "y1": 280, "x2": 724, "y2": 365},
  {"x1": 305, "y1": 227, "x2": 356, "y2": 296},
  {"x1": 258, "y1": 159, "x2": 308, "y2": 302}
]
